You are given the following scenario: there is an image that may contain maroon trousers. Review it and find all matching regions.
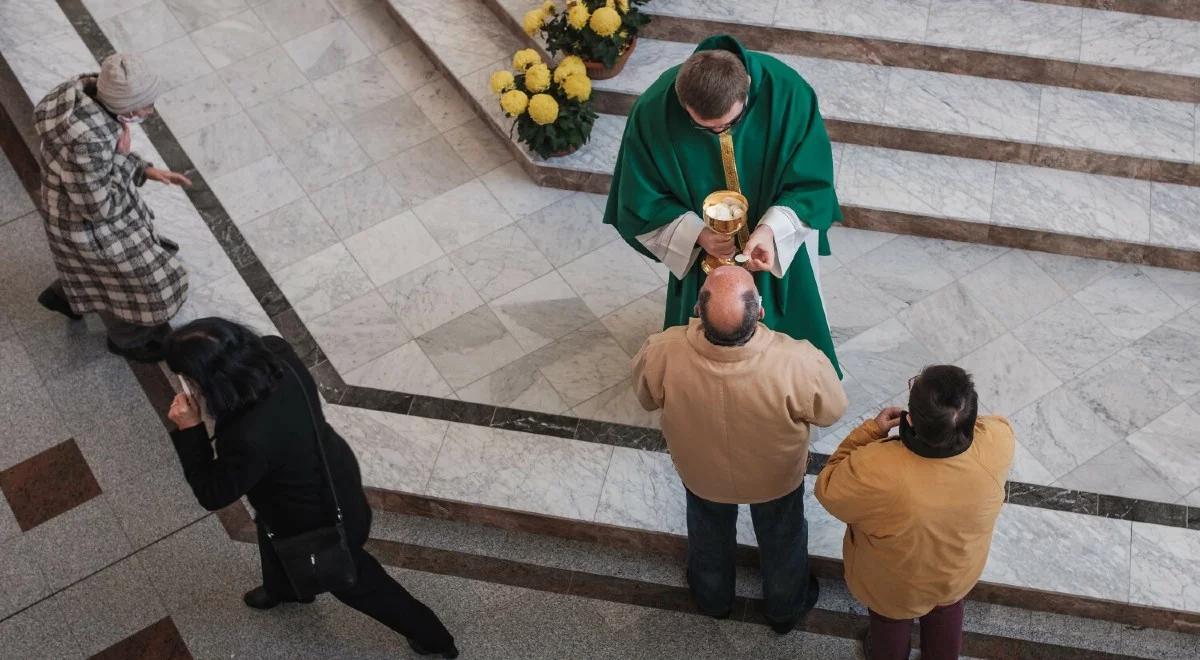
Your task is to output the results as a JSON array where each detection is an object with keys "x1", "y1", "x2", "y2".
[{"x1": 867, "y1": 599, "x2": 965, "y2": 660}]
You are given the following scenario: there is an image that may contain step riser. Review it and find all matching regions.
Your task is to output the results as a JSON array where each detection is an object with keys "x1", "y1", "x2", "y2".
[{"x1": 1026, "y1": 0, "x2": 1200, "y2": 22}]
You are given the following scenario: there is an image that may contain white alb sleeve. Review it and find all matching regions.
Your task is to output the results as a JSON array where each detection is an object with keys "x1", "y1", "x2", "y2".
[
  {"x1": 636, "y1": 211, "x2": 706, "y2": 280},
  {"x1": 759, "y1": 205, "x2": 815, "y2": 278}
]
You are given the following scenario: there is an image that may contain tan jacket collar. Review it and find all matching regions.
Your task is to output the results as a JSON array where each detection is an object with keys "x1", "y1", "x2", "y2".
[{"x1": 684, "y1": 317, "x2": 774, "y2": 362}]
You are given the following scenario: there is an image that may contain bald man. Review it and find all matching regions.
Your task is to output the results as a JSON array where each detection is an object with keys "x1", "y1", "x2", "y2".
[{"x1": 632, "y1": 266, "x2": 847, "y2": 633}]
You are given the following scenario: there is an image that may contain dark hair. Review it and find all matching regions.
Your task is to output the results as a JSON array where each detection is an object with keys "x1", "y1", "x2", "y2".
[
  {"x1": 907, "y1": 365, "x2": 979, "y2": 452},
  {"x1": 698, "y1": 289, "x2": 759, "y2": 347},
  {"x1": 675, "y1": 50, "x2": 749, "y2": 120},
  {"x1": 163, "y1": 317, "x2": 284, "y2": 423}
]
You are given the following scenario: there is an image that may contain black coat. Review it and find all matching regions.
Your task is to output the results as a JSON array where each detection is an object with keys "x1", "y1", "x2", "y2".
[{"x1": 170, "y1": 336, "x2": 370, "y2": 542}]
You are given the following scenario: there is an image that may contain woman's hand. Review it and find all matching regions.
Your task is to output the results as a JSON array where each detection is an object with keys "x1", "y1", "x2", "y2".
[
  {"x1": 116, "y1": 122, "x2": 132, "y2": 155},
  {"x1": 145, "y1": 167, "x2": 192, "y2": 187},
  {"x1": 168, "y1": 393, "x2": 202, "y2": 430}
]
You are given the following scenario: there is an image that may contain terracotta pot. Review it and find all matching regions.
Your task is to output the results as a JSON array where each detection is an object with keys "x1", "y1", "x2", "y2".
[
  {"x1": 547, "y1": 144, "x2": 581, "y2": 158},
  {"x1": 583, "y1": 36, "x2": 637, "y2": 81}
]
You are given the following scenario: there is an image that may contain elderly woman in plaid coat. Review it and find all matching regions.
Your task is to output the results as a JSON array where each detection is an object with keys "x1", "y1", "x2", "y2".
[{"x1": 35, "y1": 53, "x2": 192, "y2": 363}]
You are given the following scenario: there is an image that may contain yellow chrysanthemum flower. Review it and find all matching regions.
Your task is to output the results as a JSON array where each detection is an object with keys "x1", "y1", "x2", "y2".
[
  {"x1": 528, "y1": 93, "x2": 559, "y2": 125},
  {"x1": 616, "y1": 0, "x2": 629, "y2": 11},
  {"x1": 524, "y1": 63, "x2": 551, "y2": 93},
  {"x1": 523, "y1": 8, "x2": 547, "y2": 36},
  {"x1": 542, "y1": 0, "x2": 555, "y2": 12},
  {"x1": 500, "y1": 89, "x2": 529, "y2": 116},
  {"x1": 566, "y1": 2, "x2": 589, "y2": 29},
  {"x1": 512, "y1": 48, "x2": 542, "y2": 72},
  {"x1": 561, "y1": 73, "x2": 591, "y2": 102},
  {"x1": 553, "y1": 55, "x2": 586, "y2": 83},
  {"x1": 490, "y1": 70, "x2": 515, "y2": 95},
  {"x1": 589, "y1": 6, "x2": 621, "y2": 37}
]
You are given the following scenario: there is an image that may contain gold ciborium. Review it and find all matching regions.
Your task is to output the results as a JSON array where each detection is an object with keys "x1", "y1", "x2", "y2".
[{"x1": 700, "y1": 190, "x2": 750, "y2": 274}]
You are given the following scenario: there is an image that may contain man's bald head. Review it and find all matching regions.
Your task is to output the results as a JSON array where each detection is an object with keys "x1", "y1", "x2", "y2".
[{"x1": 696, "y1": 266, "x2": 762, "y2": 346}]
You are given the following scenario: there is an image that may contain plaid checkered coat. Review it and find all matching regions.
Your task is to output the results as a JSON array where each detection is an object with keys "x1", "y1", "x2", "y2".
[{"x1": 34, "y1": 75, "x2": 187, "y2": 326}]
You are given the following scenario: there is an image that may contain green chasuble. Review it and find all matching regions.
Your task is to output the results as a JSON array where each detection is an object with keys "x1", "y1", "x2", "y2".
[{"x1": 602, "y1": 35, "x2": 843, "y2": 376}]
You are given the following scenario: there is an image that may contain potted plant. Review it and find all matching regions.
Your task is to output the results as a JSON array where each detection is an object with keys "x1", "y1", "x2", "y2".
[
  {"x1": 523, "y1": 0, "x2": 651, "y2": 80},
  {"x1": 491, "y1": 49, "x2": 598, "y2": 158}
]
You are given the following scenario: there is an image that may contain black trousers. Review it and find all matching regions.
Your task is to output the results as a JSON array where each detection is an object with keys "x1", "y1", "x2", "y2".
[{"x1": 256, "y1": 523, "x2": 455, "y2": 652}]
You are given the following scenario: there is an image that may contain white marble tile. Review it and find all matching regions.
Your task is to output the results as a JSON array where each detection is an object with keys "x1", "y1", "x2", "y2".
[
  {"x1": 100, "y1": 0, "x2": 185, "y2": 52},
  {"x1": 0, "y1": 0, "x2": 70, "y2": 50},
  {"x1": 1058, "y1": 440, "x2": 1182, "y2": 503},
  {"x1": 1126, "y1": 401, "x2": 1200, "y2": 498},
  {"x1": 1038, "y1": 88, "x2": 1196, "y2": 163},
  {"x1": 826, "y1": 226, "x2": 896, "y2": 262},
  {"x1": 774, "y1": 0, "x2": 932, "y2": 42},
  {"x1": 851, "y1": 236, "x2": 956, "y2": 310},
  {"x1": 1129, "y1": 308, "x2": 1200, "y2": 399},
  {"x1": 82, "y1": 0, "x2": 154, "y2": 22},
  {"x1": 276, "y1": 242, "x2": 375, "y2": 319},
  {"x1": 838, "y1": 146, "x2": 995, "y2": 221},
  {"x1": 836, "y1": 318, "x2": 937, "y2": 401},
  {"x1": 345, "y1": 94, "x2": 442, "y2": 162},
  {"x1": 411, "y1": 178, "x2": 514, "y2": 253},
  {"x1": 164, "y1": 0, "x2": 246, "y2": 30},
  {"x1": 549, "y1": 112, "x2": 625, "y2": 174},
  {"x1": 572, "y1": 377, "x2": 662, "y2": 429},
  {"x1": 307, "y1": 290, "x2": 411, "y2": 372},
  {"x1": 984, "y1": 505, "x2": 1131, "y2": 602},
  {"x1": 1073, "y1": 266, "x2": 1181, "y2": 341},
  {"x1": 959, "y1": 250, "x2": 1069, "y2": 330},
  {"x1": 5, "y1": 27, "x2": 97, "y2": 102},
  {"x1": 283, "y1": 18, "x2": 371, "y2": 80},
  {"x1": 593, "y1": 39, "x2": 691, "y2": 96},
  {"x1": 821, "y1": 269, "x2": 896, "y2": 344},
  {"x1": 958, "y1": 333, "x2": 1062, "y2": 417},
  {"x1": 329, "y1": 0, "x2": 376, "y2": 16},
  {"x1": 217, "y1": 45, "x2": 308, "y2": 108},
  {"x1": 245, "y1": 84, "x2": 338, "y2": 149},
  {"x1": 516, "y1": 192, "x2": 615, "y2": 267},
  {"x1": 427, "y1": 423, "x2": 613, "y2": 520},
  {"x1": 595, "y1": 447, "x2": 687, "y2": 535},
  {"x1": 1130, "y1": 522, "x2": 1200, "y2": 612},
  {"x1": 155, "y1": 72, "x2": 241, "y2": 137},
  {"x1": 309, "y1": 164, "x2": 408, "y2": 238},
  {"x1": 456, "y1": 353, "x2": 570, "y2": 414},
  {"x1": 377, "y1": 258, "x2": 483, "y2": 336},
  {"x1": 140, "y1": 36, "x2": 214, "y2": 92},
  {"x1": 1070, "y1": 350, "x2": 1184, "y2": 436},
  {"x1": 143, "y1": 186, "x2": 236, "y2": 286},
  {"x1": 344, "y1": 0, "x2": 410, "y2": 53},
  {"x1": 178, "y1": 112, "x2": 271, "y2": 179},
  {"x1": 416, "y1": 305, "x2": 529, "y2": 388},
  {"x1": 1008, "y1": 386, "x2": 1124, "y2": 481},
  {"x1": 239, "y1": 197, "x2": 339, "y2": 271},
  {"x1": 209, "y1": 154, "x2": 304, "y2": 224},
  {"x1": 882, "y1": 68, "x2": 1041, "y2": 142},
  {"x1": 1024, "y1": 251, "x2": 1120, "y2": 294},
  {"x1": 925, "y1": 0, "x2": 1082, "y2": 60},
  {"x1": 444, "y1": 118, "x2": 515, "y2": 177},
  {"x1": 344, "y1": 210, "x2": 444, "y2": 286},
  {"x1": 992, "y1": 164, "x2": 1152, "y2": 242},
  {"x1": 489, "y1": 272, "x2": 598, "y2": 353},
  {"x1": 898, "y1": 282, "x2": 1008, "y2": 362},
  {"x1": 775, "y1": 55, "x2": 890, "y2": 124},
  {"x1": 393, "y1": 0, "x2": 520, "y2": 77},
  {"x1": 559, "y1": 239, "x2": 664, "y2": 319},
  {"x1": 913, "y1": 238, "x2": 1009, "y2": 279},
  {"x1": 481, "y1": 161, "x2": 575, "y2": 219},
  {"x1": 448, "y1": 225, "x2": 553, "y2": 301},
  {"x1": 379, "y1": 133, "x2": 472, "y2": 208},
  {"x1": 600, "y1": 293, "x2": 665, "y2": 357},
  {"x1": 173, "y1": 272, "x2": 275, "y2": 336},
  {"x1": 277, "y1": 125, "x2": 371, "y2": 192},
  {"x1": 190, "y1": 9, "x2": 277, "y2": 69},
  {"x1": 254, "y1": 0, "x2": 339, "y2": 40},
  {"x1": 530, "y1": 323, "x2": 633, "y2": 407},
  {"x1": 1012, "y1": 298, "x2": 1125, "y2": 381},
  {"x1": 343, "y1": 340, "x2": 452, "y2": 396},
  {"x1": 1150, "y1": 182, "x2": 1200, "y2": 252},
  {"x1": 1079, "y1": 9, "x2": 1200, "y2": 78},
  {"x1": 411, "y1": 75, "x2": 475, "y2": 133},
  {"x1": 312, "y1": 56, "x2": 403, "y2": 117},
  {"x1": 378, "y1": 39, "x2": 440, "y2": 92},
  {"x1": 1008, "y1": 439, "x2": 1055, "y2": 487},
  {"x1": 325, "y1": 404, "x2": 447, "y2": 492},
  {"x1": 1137, "y1": 265, "x2": 1200, "y2": 311}
]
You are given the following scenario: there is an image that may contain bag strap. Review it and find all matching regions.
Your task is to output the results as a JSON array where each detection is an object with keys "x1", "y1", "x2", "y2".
[{"x1": 271, "y1": 359, "x2": 344, "y2": 534}]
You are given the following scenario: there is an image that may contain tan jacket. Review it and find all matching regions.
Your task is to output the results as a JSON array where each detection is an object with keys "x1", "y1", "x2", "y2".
[
  {"x1": 632, "y1": 318, "x2": 847, "y2": 504},
  {"x1": 814, "y1": 417, "x2": 1015, "y2": 620}
]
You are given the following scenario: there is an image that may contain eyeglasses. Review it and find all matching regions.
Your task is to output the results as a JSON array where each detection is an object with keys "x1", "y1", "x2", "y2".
[{"x1": 690, "y1": 100, "x2": 747, "y2": 134}]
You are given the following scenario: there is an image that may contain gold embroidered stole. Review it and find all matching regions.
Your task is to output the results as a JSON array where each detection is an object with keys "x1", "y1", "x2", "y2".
[{"x1": 718, "y1": 130, "x2": 751, "y2": 247}]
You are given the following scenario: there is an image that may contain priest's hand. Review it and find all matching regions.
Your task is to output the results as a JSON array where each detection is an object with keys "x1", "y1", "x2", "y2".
[
  {"x1": 697, "y1": 227, "x2": 736, "y2": 259},
  {"x1": 741, "y1": 224, "x2": 775, "y2": 272}
]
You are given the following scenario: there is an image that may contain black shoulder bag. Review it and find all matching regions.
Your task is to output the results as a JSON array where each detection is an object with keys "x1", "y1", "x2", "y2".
[{"x1": 262, "y1": 361, "x2": 358, "y2": 598}]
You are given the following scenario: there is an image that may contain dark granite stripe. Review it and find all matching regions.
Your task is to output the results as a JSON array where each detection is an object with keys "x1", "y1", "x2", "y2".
[
  {"x1": 641, "y1": 15, "x2": 1200, "y2": 104},
  {"x1": 339, "y1": 386, "x2": 414, "y2": 415},
  {"x1": 1007, "y1": 483, "x2": 1100, "y2": 515},
  {"x1": 491, "y1": 407, "x2": 579, "y2": 439},
  {"x1": 89, "y1": 616, "x2": 192, "y2": 660},
  {"x1": 576, "y1": 419, "x2": 666, "y2": 451},
  {"x1": 1025, "y1": 0, "x2": 1200, "y2": 21},
  {"x1": 0, "y1": 439, "x2": 102, "y2": 531},
  {"x1": 1097, "y1": 495, "x2": 1190, "y2": 527},
  {"x1": 408, "y1": 395, "x2": 497, "y2": 426},
  {"x1": 1188, "y1": 508, "x2": 1200, "y2": 532}
]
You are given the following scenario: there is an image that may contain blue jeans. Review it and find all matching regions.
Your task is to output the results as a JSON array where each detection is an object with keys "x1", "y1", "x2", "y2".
[{"x1": 685, "y1": 481, "x2": 816, "y2": 624}]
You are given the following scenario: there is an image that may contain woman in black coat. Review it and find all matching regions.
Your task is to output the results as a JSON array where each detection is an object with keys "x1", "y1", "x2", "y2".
[{"x1": 163, "y1": 317, "x2": 458, "y2": 658}]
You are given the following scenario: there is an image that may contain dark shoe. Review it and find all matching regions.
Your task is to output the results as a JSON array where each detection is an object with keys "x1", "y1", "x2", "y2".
[
  {"x1": 242, "y1": 586, "x2": 314, "y2": 610},
  {"x1": 408, "y1": 639, "x2": 459, "y2": 659},
  {"x1": 106, "y1": 338, "x2": 164, "y2": 364},
  {"x1": 685, "y1": 568, "x2": 732, "y2": 619},
  {"x1": 768, "y1": 575, "x2": 821, "y2": 635},
  {"x1": 37, "y1": 287, "x2": 82, "y2": 320}
]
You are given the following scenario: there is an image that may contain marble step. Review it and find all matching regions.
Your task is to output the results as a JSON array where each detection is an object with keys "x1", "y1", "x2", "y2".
[{"x1": 319, "y1": 401, "x2": 1200, "y2": 635}]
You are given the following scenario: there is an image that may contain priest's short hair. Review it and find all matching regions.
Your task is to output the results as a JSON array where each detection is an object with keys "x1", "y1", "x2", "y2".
[{"x1": 675, "y1": 50, "x2": 749, "y2": 120}]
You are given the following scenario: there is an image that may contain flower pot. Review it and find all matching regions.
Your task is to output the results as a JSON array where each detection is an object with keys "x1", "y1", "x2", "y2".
[
  {"x1": 548, "y1": 144, "x2": 581, "y2": 158},
  {"x1": 584, "y1": 36, "x2": 637, "y2": 80}
]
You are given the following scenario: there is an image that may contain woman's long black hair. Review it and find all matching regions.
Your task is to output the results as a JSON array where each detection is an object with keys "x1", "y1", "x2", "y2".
[{"x1": 163, "y1": 317, "x2": 284, "y2": 423}]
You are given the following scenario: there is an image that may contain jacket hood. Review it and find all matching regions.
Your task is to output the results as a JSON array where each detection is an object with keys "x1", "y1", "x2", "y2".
[{"x1": 35, "y1": 74, "x2": 114, "y2": 151}]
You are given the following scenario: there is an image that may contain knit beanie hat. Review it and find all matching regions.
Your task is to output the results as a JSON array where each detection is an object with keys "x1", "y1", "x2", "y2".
[{"x1": 96, "y1": 53, "x2": 161, "y2": 115}]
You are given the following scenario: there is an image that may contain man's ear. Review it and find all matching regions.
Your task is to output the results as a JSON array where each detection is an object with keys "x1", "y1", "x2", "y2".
[
  {"x1": 693, "y1": 305, "x2": 700, "y2": 318},
  {"x1": 758, "y1": 308, "x2": 765, "y2": 321}
]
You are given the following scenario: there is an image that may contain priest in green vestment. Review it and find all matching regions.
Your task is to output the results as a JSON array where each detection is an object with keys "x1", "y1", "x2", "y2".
[{"x1": 603, "y1": 34, "x2": 842, "y2": 376}]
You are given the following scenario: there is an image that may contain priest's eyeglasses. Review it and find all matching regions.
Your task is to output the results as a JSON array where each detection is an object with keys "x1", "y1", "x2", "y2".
[{"x1": 689, "y1": 101, "x2": 747, "y2": 134}]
